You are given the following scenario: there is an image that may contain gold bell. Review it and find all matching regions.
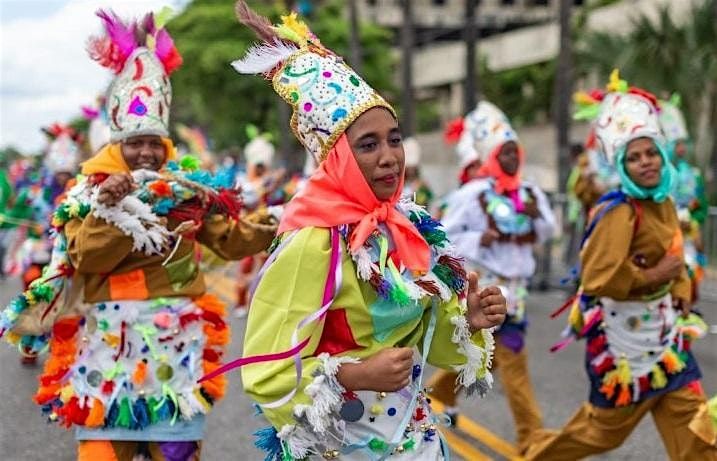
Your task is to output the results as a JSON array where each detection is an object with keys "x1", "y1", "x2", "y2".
[
  {"x1": 420, "y1": 423, "x2": 428, "y2": 432},
  {"x1": 396, "y1": 445, "x2": 405, "y2": 453},
  {"x1": 378, "y1": 391, "x2": 387, "y2": 400}
]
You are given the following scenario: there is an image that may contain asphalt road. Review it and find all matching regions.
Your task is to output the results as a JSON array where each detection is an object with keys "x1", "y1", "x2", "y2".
[{"x1": 0, "y1": 275, "x2": 715, "y2": 461}]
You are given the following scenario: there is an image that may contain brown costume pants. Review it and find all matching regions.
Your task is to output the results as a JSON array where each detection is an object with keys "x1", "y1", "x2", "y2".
[
  {"x1": 524, "y1": 384, "x2": 717, "y2": 461},
  {"x1": 430, "y1": 339, "x2": 543, "y2": 453}
]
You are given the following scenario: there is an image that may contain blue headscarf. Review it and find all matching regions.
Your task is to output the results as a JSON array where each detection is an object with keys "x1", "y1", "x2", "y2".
[{"x1": 615, "y1": 137, "x2": 675, "y2": 203}]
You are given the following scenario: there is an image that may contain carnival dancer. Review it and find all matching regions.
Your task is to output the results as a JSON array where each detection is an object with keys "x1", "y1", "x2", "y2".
[
  {"x1": 435, "y1": 101, "x2": 555, "y2": 453},
  {"x1": 212, "y1": 3, "x2": 507, "y2": 459},
  {"x1": 401, "y1": 137, "x2": 434, "y2": 208},
  {"x1": 659, "y1": 95, "x2": 709, "y2": 302},
  {"x1": 0, "y1": 9, "x2": 276, "y2": 461},
  {"x1": 526, "y1": 73, "x2": 716, "y2": 460}
]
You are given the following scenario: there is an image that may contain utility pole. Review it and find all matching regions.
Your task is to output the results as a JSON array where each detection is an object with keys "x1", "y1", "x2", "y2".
[
  {"x1": 348, "y1": 0, "x2": 363, "y2": 74},
  {"x1": 400, "y1": 0, "x2": 415, "y2": 136},
  {"x1": 555, "y1": 0, "x2": 573, "y2": 194},
  {"x1": 464, "y1": 0, "x2": 479, "y2": 113}
]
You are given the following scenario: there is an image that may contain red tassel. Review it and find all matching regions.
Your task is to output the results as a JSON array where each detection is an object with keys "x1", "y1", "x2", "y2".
[
  {"x1": 592, "y1": 355, "x2": 614, "y2": 375},
  {"x1": 101, "y1": 381, "x2": 114, "y2": 395},
  {"x1": 550, "y1": 294, "x2": 576, "y2": 319},
  {"x1": 179, "y1": 312, "x2": 201, "y2": 328},
  {"x1": 203, "y1": 348, "x2": 220, "y2": 362},
  {"x1": 586, "y1": 335, "x2": 607, "y2": 357},
  {"x1": 638, "y1": 376, "x2": 650, "y2": 393},
  {"x1": 201, "y1": 310, "x2": 226, "y2": 329}
]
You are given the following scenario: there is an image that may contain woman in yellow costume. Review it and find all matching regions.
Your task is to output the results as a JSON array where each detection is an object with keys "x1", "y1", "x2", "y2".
[{"x1": 203, "y1": 3, "x2": 507, "y2": 459}]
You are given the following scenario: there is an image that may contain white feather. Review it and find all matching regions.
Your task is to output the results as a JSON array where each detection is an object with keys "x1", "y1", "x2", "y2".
[{"x1": 231, "y1": 39, "x2": 299, "y2": 74}]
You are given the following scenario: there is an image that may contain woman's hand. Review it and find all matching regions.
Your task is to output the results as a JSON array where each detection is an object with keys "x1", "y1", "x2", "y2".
[
  {"x1": 337, "y1": 347, "x2": 414, "y2": 392},
  {"x1": 480, "y1": 229, "x2": 500, "y2": 247},
  {"x1": 522, "y1": 200, "x2": 541, "y2": 219},
  {"x1": 643, "y1": 253, "x2": 683, "y2": 286},
  {"x1": 673, "y1": 297, "x2": 692, "y2": 318},
  {"x1": 97, "y1": 173, "x2": 134, "y2": 206},
  {"x1": 465, "y1": 272, "x2": 506, "y2": 332}
]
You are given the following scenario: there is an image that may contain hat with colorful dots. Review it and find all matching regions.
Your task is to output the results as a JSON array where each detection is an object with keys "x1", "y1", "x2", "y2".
[
  {"x1": 231, "y1": 1, "x2": 394, "y2": 163},
  {"x1": 87, "y1": 8, "x2": 182, "y2": 142}
]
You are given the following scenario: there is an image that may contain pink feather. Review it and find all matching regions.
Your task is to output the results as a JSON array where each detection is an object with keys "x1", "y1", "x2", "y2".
[
  {"x1": 154, "y1": 28, "x2": 183, "y2": 74},
  {"x1": 96, "y1": 9, "x2": 138, "y2": 63}
]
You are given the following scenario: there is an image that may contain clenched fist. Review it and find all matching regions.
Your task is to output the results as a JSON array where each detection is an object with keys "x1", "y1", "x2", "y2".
[
  {"x1": 337, "y1": 347, "x2": 414, "y2": 392},
  {"x1": 97, "y1": 173, "x2": 134, "y2": 206}
]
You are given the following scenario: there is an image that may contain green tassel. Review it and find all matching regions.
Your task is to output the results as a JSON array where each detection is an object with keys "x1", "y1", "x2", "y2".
[
  {"x1": 368, "y1": 438, "x2": 388, "y2": 452},
  {"x1": 403, "y1": 439, "x2": 416, "y2": 451},
  {"x1": 179, "y1": 155, "x2": 200, "y2": 171},
  {"x1": 147, "y1": 396, "x2": 160, "y2": 424},
  {"x1": 115, "y1": 397, "x2": 132, "y2": 428},
  {"x1": 433, "y1": 265, "x2": 455, "y2": 288}
]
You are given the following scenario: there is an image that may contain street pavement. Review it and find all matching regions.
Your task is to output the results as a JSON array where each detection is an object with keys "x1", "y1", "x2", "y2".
[{"x1": 0, "y1": 275, "x2": 715, "y2": 460}]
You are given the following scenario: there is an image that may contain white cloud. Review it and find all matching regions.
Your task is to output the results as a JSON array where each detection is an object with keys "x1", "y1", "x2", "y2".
[{"x1": 0, "y1": 0, "x2": 186, "y2": 152}]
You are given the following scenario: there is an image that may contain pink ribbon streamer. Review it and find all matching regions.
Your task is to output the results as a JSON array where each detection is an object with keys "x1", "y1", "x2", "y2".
[{"x1": 198, "y1": 227, "x2": 342, "y2": 409}]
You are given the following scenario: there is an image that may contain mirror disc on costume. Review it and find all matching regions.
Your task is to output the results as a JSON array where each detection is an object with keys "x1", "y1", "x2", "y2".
[
  {"x1": 156, "y1": 363, "x2": 174, "y2": 381},
  {"x1": 86, "y1": 370, "x2": 103, "y2": 387},
  {"x1": 339, "y1": 399, "x2": 365, "y2": 422}
]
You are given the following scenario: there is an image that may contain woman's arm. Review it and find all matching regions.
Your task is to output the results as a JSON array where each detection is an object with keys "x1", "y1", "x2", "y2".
[
  {"x1": 197, "y1": 210, "x2": 276, "y2": 260},
  {"x1": 64, "y1": 215, "x2": 134, "y2": 274}
]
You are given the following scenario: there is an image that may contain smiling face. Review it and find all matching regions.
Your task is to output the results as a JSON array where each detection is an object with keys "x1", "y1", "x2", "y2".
[
  {"x1": 120, "y1": 135, "x2": 167, "y2": 171},
  {"x1": 624, "y1": 137, "x2": 662, "y2": 188},
  {"x1": 345, "y1": 107, "x2": 405, "y2": 201}
]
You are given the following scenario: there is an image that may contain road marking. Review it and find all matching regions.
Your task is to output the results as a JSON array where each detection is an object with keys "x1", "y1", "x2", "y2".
[
  {"x1": 428, "y1": 371, "x2": 525, "y2": 461},
  {"x1": 441, "y1": 426, "x2": 492, "y2": 461}
]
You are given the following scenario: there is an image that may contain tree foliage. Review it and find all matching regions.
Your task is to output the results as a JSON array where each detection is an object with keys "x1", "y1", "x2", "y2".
[
  {"x1": 167, "y1": 0, "x2": 395, "y2": 155},
  {"x1": 575, "y1": 0, "x2": 717, "y2": 171}
]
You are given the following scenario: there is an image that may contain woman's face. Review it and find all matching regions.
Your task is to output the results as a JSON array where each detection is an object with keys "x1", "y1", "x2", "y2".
[
  {"x1": 121, "y1": 135, "x2": 166, "y2": 171},
  {"x1": 346, "y1": 107, "x2": 404, "y2": 201},
  {"x1": 497, "y1": 141, "x2": 519, "y2": 176},
  {"x1": 624, "y1": 137, "x2": 662, "y2": 188}
]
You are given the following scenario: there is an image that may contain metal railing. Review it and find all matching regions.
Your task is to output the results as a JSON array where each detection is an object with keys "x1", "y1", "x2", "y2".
[{"x1": 534, "y1": 194, "x2": 716, "y2": 290}]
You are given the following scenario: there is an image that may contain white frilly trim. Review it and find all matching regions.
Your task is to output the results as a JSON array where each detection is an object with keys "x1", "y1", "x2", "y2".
[
  {"x1": 449, "y1": 314, "x2": 495, "y2": 397},
  {"x1": 277, "y1": 424, "x2": 315, "y2": 459},
  {"x1": 231, "y1": 39, "x2": 300, "y2": 74},
  {"x1": 89, "y1": 188, "x2": 171, "y2": 256},
  {"x1": 293, "y1": 353, "x2": 359, "y2": 435}
]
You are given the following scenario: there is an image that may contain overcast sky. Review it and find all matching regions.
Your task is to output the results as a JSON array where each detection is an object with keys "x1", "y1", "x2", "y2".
[{"x1": 0, "y1": 0, "x2": 188, "y2": 152}]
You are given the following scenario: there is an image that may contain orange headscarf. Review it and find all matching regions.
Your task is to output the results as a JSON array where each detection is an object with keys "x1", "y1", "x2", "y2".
[
  {"x1": 81, "y1": 138, "x2": 176, "y2": 175},
  {"x1": 278, "y1": 134, "x2": 430, "y2": 273},
  {"x1": 476, "y1": 142, "x2": 524, "y2": 194}
]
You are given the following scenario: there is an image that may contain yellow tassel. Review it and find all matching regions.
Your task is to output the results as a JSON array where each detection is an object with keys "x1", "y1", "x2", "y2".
[
  {"x1": 651, "y1": 364, "x2": 668, "y2": 389},
  {"x1": 568, "y1": 304, "x2": 583, "y2": 332},
  {"x1": 59, "y1": 384, "x2": 74, "y2": 403},
  {"x1": 193, "y1": 388, "x2": 212, "y2": 412},
  {"x1": 616, "y1": 355, "x2": 632, "y2": 385},
  {"x1": 84, "y1": 398, "x2": 105, "y2": 427}
]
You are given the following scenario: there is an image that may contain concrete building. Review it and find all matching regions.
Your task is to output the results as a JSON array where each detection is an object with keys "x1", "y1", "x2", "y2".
[{"x1": 353, "y1": 0, "x2": 695, "y2": 194}]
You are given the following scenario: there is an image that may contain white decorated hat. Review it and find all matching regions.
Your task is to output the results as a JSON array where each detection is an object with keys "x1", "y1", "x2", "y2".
[
  {"x1": 42, "y1": 124, "x2": 82, "y2": 174},
  {"x1": 456, "y1": 101, "x2": 518, "y2": 168},
  {"x1": 595, "y1": 92, "x2": 663, "y2": 165},
  {"x1": 232, "y1": 4, "x2": 394, "y2": 163},
  {"x1": 87, "y1": 9, "x2": 182, "y2": 142},
  {"x1": 244, "y1": 137, "x2": 275, "y2": 166},
  {"x1": 658, "y1": 96, "x2": 689, "y2": 143}
]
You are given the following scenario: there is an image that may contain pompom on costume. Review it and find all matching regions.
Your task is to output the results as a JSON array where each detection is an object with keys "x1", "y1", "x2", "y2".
[
  {"x1": 528, "y1": 72, "x2": 716, "y2": 461},
  {"x1": 217, "y1": 3, "x2": 496, "y2": 459},
  {"x1": 0, "y1": 9, "x2": 277, "y2": 455}
]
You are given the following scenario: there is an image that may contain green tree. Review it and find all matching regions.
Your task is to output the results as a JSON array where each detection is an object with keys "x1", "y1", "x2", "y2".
[
  {"x1": 576, "y1": 0, "x2": 717, "y2": 198},
  {"x1": 167, "y1": 0, "x2": 395, "y2": 166}
]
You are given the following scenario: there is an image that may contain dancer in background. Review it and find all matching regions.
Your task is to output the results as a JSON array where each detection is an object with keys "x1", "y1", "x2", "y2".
[
  {"x1": 0, "y1": 9, "x2": 276, "y2": 460},
  {"x1": 528, "y1": 73, "x2": 715, "y2": 461},
  {"x1": 437, "y1": 100, "x2": 555, "y2": 454}
]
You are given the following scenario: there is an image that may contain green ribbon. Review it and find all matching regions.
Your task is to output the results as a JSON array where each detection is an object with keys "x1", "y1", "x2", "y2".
[
  {"x1": 378, "y1": 235, "x2": 388, "y2": 275},
  {"x1": 133, "y1": 324, "x2": 160, "y2": 360}
]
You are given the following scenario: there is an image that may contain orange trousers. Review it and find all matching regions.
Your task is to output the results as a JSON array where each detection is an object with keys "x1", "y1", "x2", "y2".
[
  {"x1": 78, "y1": 440, "x2": 201, "y2": 461},
  {"x1": 430, "y1": 339, "x2": 543, "y2": 453},
  {"x1": 524, "y1": 384, "x2": 717, "y2": 461}
]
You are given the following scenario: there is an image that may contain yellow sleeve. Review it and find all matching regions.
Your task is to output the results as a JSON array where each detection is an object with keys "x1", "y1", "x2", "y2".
[
  {"x1": 241, "y1": 227, "x2": 356, "y2": 433},
  {"x1": 64, "y1": 215, "x2": 134, "y2": 274},
  {"x1": 197, "y1": 210, "x2": 276, "y2": 261},
  {"x1": 581, "y1": 203, "x2": 649, "y2": 299}
]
